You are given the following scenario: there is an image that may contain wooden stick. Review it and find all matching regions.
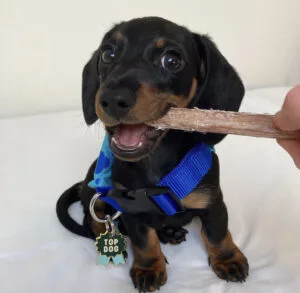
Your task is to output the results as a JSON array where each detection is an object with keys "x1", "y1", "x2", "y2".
[{"x1": 148, "y1": 108, "x2": 300, "y2": 140}]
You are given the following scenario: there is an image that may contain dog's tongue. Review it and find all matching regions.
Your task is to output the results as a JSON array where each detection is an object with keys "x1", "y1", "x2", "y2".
[{"x1": 117, "y1": 124, "x2": 148, "y2": 147}]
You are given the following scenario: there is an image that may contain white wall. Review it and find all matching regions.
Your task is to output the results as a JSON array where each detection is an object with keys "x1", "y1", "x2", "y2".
[{"x1": 1, "y1": 0, "x2": 299, "y2": 117}]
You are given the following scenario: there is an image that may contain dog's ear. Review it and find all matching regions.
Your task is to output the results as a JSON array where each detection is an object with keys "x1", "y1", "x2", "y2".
[
  {"x1": 192, "y1": 33, "x2": 245, "y2": 144},
  {"x1": 82, "y1": 50, "x2": 100, "y2": 125}
]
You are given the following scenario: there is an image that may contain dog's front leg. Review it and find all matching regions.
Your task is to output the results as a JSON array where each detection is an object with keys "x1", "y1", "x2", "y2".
[
  {"x1": 122, "y1": 214, "x2": 167, "y2": 292},
  {"x1": 199, "y1": 199, "x2": 249, "y2": 282},
  {"x1": 182, "y1": 153, "x2": 249, "y2": 282}
]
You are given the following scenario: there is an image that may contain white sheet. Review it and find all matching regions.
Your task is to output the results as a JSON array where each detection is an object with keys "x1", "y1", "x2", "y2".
[{"x1": 1, "y1": 87, "x2": 299, "y2": 293}]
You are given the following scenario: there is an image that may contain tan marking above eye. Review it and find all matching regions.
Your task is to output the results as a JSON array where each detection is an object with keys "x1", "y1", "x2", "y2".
[
  {"x1": 114, "y1": 31, "x2": 123, "y2": 40},
  {"x1": 156, "y1": 38, "x2": 165, "y2": 48}
]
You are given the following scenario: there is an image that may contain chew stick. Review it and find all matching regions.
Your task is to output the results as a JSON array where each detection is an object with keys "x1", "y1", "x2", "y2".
[{"x1": 148, "y1": 108, "x2": 300, "y2": 140}]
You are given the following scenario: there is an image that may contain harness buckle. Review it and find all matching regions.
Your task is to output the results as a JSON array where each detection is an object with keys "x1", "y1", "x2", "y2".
[{"x1": 106, "y1": 187, "x2": 185, "y2": 215}]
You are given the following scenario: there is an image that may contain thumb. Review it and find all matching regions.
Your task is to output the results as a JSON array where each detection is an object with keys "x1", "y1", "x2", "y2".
[
  {"x1": 273, "y1": 85, "x2": 300, "y2": 131},
  {"x1": 273, "y1": 110, "x2": 295, "y2": 131}
]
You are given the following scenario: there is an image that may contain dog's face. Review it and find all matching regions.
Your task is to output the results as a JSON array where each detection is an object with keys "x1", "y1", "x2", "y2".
[
  {"x1": 96, "y1": 18, "x2": 199, "y2": 161},
  {"x1": 82, "y1": 17, "x2": 244, "y2": 161}
]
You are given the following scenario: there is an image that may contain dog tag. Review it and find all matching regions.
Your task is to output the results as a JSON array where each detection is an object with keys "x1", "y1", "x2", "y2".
[{"x1": 95, "y1": 231, "x2": 127, "y2": 266}]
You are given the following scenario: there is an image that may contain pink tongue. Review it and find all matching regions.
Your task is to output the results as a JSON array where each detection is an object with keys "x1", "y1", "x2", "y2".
[{"x1": 117, "y1": 124, "x2": 148, "y2": 147}]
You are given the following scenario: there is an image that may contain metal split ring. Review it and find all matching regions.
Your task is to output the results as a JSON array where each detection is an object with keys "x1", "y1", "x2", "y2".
[
  {"x1": 89, "y1": 193, "x2": 122, "y2": 224},
  {"x1": 104, "y1": 215, "x2": 115, "y2": 235}
]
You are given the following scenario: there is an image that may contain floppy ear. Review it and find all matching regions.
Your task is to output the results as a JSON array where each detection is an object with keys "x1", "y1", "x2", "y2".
[
  {"x1": 192, "y1": 34, "x2": 245, "y2": 145},
  {"x1": 82, "y1": 50, "x2": 100, "y2": 125}
]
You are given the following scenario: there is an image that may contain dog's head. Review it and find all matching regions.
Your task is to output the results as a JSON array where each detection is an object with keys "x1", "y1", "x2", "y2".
[{"x1": 82, "y1": 17, "x2": 244, "y2": 161}]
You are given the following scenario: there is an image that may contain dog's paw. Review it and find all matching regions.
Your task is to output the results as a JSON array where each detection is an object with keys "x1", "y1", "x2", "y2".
[
  {"x1": 209, "y1": 249, "x2": 249, "y2": 282},
  {"x1": 130, "y1": 267, "x2": 167, "y2": 292},
  {"x1": 157, "y1": 226, "x2": 188, "y2": 244}
]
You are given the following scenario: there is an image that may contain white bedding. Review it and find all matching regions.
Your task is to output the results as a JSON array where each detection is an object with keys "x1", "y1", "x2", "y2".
[{"x1": 1, "y1": 87, "x2": 299, "y2": 293}]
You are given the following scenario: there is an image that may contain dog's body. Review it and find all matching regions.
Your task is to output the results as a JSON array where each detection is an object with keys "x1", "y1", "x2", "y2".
[{"x1": 56, "y1": 17, "x2": 248, "y2": 292}]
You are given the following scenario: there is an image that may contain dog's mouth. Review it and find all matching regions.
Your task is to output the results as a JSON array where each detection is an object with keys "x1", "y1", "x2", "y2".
[{"x1": 107, "y1": 124, "x2": 166, "y2": 161}]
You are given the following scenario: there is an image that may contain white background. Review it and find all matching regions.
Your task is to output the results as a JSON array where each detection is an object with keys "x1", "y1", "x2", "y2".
[{"x1": 1, "y1": 0, "x2": 300, "y2": 118}]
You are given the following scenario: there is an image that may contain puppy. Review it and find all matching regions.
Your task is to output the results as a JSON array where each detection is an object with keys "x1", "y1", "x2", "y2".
[{"x1": 56, "y1": 16, "x2": 248, "y2": 292}]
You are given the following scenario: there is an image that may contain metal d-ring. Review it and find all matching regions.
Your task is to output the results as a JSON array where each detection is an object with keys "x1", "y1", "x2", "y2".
[{"x1": 89, "y1": 193, "x2": 122, "y2": 224}]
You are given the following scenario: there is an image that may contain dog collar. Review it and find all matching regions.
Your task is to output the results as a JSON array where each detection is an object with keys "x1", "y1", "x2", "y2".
[{"x1": 89, "y1": 135, "x2": 214, "y2": 216}]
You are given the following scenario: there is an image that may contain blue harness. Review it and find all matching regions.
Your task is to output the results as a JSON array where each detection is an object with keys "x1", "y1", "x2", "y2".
[{"x1": 89, "y1": 135, "x2": 214, "y2": 216}]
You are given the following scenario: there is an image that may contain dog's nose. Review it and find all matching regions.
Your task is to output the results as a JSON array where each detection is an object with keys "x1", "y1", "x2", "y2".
[{"x1": 100, "y1": 89, "x2": 136, "y2": 119}]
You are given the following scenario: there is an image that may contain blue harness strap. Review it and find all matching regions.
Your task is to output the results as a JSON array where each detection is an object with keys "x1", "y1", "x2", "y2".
[
  {"x1": 153, "y1": 142, "x2": 212, "y2": 215},
  {"x1": 89, "y1": 134, "x2": 214, "y2": 216}
]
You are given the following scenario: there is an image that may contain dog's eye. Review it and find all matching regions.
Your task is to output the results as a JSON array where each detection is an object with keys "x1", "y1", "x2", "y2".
[
  {"x1": 101, "y1": 47, "x2": 116, "y2": 64},
  {"x1": 161, "y1": 51, "x2": 183, "y2": 71}
]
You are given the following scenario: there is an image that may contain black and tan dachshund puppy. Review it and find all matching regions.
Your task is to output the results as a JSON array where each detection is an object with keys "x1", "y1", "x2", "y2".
[{"x1": 56, "y1": 17, "x2": 248, "y2": 292}]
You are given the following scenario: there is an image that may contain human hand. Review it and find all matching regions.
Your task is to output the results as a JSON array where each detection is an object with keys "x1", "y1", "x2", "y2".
[{"x1": 273, "y1": 85, "x2": 300, "y2": 168}]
